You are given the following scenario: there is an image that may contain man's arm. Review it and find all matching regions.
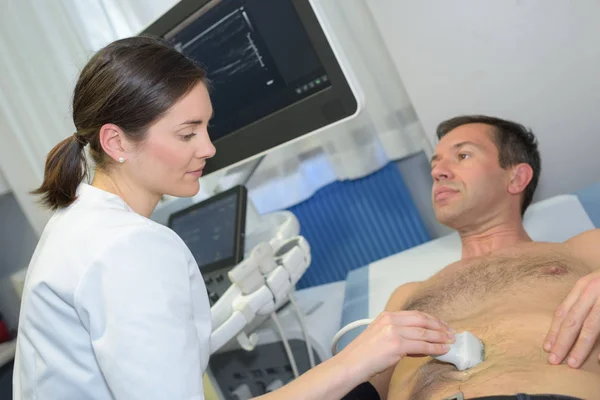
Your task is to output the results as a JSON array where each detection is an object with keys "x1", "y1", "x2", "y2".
[
  {"x1": 369, "y1": 282, "x2": 421, "y2": 400},
  {"x1": 545, "y1": 228, "x2": 600, "y2": 368}
]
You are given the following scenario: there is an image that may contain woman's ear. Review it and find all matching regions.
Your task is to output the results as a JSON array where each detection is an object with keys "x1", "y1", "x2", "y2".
[
  {"x1": 98, "y1": 124, "x2": 129, "y2": 163},
  {"x1": 508, "y1": 163, "x2": 533, "y2": 195}
]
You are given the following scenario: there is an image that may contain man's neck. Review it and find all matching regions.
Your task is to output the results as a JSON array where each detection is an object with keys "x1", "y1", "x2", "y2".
[
  {"x1": 91, "y1": 170, "x2": 160, "y2": 218},
  {"x1": 458, "y1": 219, "x2": 532, "y2": 259}
]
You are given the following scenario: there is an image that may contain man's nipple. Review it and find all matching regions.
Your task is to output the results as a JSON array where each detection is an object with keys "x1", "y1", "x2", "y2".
[{"x1": 541, "y1": 265, "x2": 569, "y2": 276}]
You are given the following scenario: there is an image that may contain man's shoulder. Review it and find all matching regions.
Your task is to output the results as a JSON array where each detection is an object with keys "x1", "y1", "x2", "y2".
[
  {"x1": 564, "y1": 228, "x2": 600, "y2": 270},
  {"x1": 383, "y1": 259, "x2": 466, "y2": 311},
  {"x1": 385, "y1": 281, "x2": 423, "y2": 311},
  {"x1": 565, "y1": 228, "x2": 600, "y2": 244}
]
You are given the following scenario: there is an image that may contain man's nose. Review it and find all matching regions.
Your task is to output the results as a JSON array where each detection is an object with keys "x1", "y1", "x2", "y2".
[{"x1": 431, "y1": 161, "x2": 453, "y2": 181}]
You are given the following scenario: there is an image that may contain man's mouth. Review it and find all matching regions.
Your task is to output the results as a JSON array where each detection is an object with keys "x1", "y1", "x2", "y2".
[{"x1": 434, "y1": 187, "x2": 459, "y2": 201}]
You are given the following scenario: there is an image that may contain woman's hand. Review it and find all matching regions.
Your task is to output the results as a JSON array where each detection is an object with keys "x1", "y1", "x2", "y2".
[
  {"x1": 253, "y1": 310, "x2": 454, "y2": 400},
  {"x1": 338, "y1": 310, "x2": 455, "y2": 380}
]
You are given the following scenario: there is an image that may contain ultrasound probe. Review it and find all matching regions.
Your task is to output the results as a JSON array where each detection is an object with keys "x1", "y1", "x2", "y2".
[{"x1": 432, "y1": 330, "x2": 485, "y2": 370}]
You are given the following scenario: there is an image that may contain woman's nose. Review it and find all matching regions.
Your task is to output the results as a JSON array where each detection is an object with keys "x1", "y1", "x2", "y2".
[{"x1": 197, "y1": 132, "x2": 216, "y2": 159}]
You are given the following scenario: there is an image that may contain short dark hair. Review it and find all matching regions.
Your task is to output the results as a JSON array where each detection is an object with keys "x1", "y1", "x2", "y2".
[
  {"x1": 32, "y1": 35, "x2": 208, "y2": 210},
  {"x1": 436, "y1": 115, "x2": 541, "y2": 215}
]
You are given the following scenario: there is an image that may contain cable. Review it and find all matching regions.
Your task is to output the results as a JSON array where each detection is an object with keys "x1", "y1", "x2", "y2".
[
  {"x1": 289, "y1": 295, "x2": 315, "y2": 368},
  {"x1": 270, "y1": 312, "x2": 299, "y2": 378},
  {"x1": 331, "y1": 318, "x2": 374, "y2": 356}
]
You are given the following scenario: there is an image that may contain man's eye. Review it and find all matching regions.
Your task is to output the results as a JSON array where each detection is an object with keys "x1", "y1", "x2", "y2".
[{"x1": 458, "y1": 153, "x2": 470, "y2": 160}]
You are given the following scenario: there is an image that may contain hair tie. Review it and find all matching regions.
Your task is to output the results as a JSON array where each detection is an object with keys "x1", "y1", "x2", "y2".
[{"x1": 73, "y1": 132, "x2": 87, "y2": 146}]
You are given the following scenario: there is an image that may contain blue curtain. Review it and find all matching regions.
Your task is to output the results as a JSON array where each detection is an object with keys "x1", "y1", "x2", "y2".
[{"x1": 288, "y1": 162, "x2": 431, "y2": 290}]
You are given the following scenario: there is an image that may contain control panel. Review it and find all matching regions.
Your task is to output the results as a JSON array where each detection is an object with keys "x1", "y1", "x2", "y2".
[
  {"x1": 209, "y1": 339, "x2": 320, "y2": 400},
  {"x1": 203, "y1": 266, "x2": 234, "y2": 306}
]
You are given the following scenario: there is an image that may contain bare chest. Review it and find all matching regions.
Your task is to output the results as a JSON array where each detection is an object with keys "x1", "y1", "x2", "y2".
[{"x1": 403, "y1": 246, "x2": 591, "y2": 319}]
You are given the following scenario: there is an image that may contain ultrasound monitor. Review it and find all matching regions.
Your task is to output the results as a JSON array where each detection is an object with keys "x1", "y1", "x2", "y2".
[
  {"x1": 142, "y1": 0, "x2": 359, "y2": 175},
  {"x1": 168, "y1": 185, "x2": 247, "y2": 305}
]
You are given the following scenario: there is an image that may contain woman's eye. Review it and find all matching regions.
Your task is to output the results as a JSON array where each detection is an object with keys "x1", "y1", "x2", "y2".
[{"x1": 181, "y1": 133, "x2": 196, "y2": 141}]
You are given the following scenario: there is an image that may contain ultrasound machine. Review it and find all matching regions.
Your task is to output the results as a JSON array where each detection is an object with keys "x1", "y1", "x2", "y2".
[{"x1": 166, "y1": 182, "x2": 346, "y2": 399}]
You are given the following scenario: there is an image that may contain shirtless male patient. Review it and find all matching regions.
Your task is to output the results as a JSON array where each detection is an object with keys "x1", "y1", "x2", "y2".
[{"x1": 368, "y1": 116, "x2": 600, "y2": 400}]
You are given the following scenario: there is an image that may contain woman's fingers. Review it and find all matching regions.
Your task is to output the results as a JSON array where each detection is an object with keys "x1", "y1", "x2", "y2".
[
  {"x1": 403, "y1": 340, "x2": 451, "y2": 356},
  {"x1": 346, "y1": 311, "x2": 456, "y2": 379},
  {"x1": 371, "y1": 312, "x2": 456, "y2": 358},
  {"x1": 397, "y1": 326, "x2": 455, "y2": 345},
  {"x1": 376, "y1": 311, "x2": 449, "y2": 333}
]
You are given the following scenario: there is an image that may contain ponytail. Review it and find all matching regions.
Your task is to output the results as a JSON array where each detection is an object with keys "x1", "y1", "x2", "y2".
[{"x1": 31, "y1": 134, "x2": 89, "y2": 210}]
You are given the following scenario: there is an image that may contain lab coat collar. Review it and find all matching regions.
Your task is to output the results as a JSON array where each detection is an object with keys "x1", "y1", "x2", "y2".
[{"x1": 76, "y1": 183, "x2": 132, "y2": 212}]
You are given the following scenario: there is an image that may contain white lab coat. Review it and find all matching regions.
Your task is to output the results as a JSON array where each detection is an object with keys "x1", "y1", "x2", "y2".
[{"x1": 13, "y1": 183, "x2": 211, "y2": 399}]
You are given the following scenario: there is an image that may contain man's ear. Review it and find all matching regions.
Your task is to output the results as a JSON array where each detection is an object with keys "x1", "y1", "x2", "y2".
[
  {"x1": 99, "y1": 123, "x2": 128, "y2": 163},
  {"x1": 508, "y1": 163, "x2": 533, "y2": 195}
]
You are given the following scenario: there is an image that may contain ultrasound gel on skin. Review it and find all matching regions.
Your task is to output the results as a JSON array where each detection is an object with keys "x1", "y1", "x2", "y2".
[{"x1": 433, "y1": 331, "x2": 485, "y2": 370}]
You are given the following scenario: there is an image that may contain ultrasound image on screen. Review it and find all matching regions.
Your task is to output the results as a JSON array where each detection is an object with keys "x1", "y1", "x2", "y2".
[
  {"x1": 182, "y1": 9, "x2": 270, "y2": 89},
  {"x1": 177, "y1": 4, "x2": 280, "y2": 134},
  {"x1": 165, "y1": 0, "x2": 331, "y2": 141},
  {"x1": 169, "y1": 194, "x2": 238, "y2": 269}
]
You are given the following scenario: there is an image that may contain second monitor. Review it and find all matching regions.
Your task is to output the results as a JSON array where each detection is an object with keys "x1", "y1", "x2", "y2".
[{"x1": 168, "y1": 185, "x2": 247, "y2": 305}]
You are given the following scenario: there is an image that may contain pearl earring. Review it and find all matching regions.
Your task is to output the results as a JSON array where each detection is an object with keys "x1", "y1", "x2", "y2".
[{"x1": 118, "y1": 157, "x2": 125, "y2": 163}]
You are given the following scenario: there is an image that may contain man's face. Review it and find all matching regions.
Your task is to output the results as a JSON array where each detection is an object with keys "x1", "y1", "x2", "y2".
[{"x1": 430, "y1": 123, "x2": 511, "y2": 228}]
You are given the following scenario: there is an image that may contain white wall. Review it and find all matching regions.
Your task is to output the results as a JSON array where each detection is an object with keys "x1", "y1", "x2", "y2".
[{"x1": 366, "y1": 0, "x2": 600, "y2": 202}]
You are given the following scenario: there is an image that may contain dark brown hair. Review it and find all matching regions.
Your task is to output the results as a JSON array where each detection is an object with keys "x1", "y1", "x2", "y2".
[
  {"x1": 32, "y1": 35, "x2": 208, "y2": 210},
  {"x1": 436, "y1": 115, "x2": 541, "y2": 215}
]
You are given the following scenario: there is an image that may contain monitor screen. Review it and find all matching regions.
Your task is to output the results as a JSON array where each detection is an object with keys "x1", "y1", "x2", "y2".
[
  {"x1": 164, "y1": 0, "x2": 332, "y2": 142},
  {"x1": 168, "y1": 186, "x2": 246, "y2": 272},
  {"x1": 142, "y1": 0, "x2": 358, "y2": 174}
]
